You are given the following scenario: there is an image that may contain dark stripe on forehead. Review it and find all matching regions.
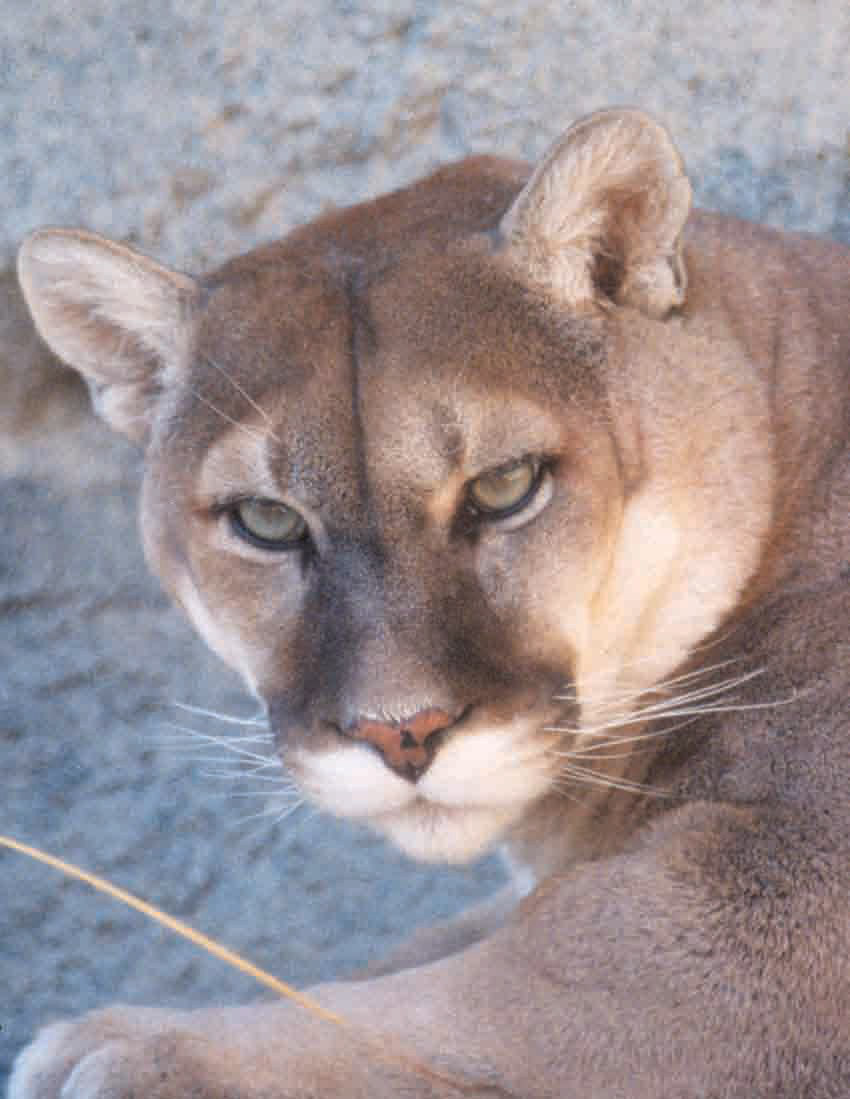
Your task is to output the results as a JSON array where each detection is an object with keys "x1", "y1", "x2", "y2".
[{"x1": 345, "y1": 270, "x2": 381, "y2": 531}]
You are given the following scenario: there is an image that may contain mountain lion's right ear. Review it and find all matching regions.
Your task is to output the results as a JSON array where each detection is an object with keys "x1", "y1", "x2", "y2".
[{"x1": 17, "y1": 228, "x2": 199, "y2": 443}]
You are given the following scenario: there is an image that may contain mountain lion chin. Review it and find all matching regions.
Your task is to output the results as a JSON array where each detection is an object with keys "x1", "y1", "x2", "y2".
[{"x1": 371, "y1": 801, "x2": 524, "y2": 864}]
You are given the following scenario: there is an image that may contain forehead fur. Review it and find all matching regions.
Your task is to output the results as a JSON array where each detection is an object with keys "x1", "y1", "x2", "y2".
[{"x1": 158, "y1": 159, "x2": 608, "y2": 505}]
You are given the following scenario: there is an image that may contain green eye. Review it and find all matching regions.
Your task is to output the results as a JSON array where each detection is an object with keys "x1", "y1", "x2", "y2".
[
  {"x1": 229, "y1": 498, "x2": 308, "y2": 550},
  {"x1": 467, "y1": 457, "x2": 541, "y2": 518}
]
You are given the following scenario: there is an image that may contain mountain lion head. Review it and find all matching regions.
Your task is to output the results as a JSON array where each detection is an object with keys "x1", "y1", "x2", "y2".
[{"x1": 18, "y1": 109, "x2": 774, "y2": 867}]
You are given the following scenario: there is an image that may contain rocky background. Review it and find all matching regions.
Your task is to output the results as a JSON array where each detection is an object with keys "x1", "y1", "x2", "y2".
[{"x1": 2, "y1": 1, "x2": 849, "y2": 1084}]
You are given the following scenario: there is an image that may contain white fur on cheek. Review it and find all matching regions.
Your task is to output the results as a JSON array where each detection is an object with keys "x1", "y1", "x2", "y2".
[
  {"x1": 176, "y1": 577, "x2": 261, "y2": 693},
  {"x1": 292, "y1": 745, "x2": 415, "y2": 818},
  {"x1": 294, "y1": 742, "x2": 527, "y2": 863},
  {"x1": 420, "y1": 722, "x2": 552, "y2": 808}
]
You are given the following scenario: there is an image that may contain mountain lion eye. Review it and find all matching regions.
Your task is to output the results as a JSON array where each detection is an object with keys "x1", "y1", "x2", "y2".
[
  {"x1": 229, "y1": 498, "x2": 308, "y2": 549},
  {"x1": 467, "y1": 457, "x2": 541, "y2": 517}
]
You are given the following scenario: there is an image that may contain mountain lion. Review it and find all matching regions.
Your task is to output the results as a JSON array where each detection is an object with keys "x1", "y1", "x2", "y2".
[{"x1": 11, "y1": 109, "x2": 850, "y2": 1096}]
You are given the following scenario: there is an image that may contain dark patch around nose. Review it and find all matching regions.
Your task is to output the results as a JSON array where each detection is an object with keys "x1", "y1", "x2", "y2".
[{"x1": 285, "y1": 531, "x2": 388, "y2": 711}]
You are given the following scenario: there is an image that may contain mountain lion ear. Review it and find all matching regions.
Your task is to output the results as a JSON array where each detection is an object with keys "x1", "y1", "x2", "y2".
[
  {"x1": 499, "y1": 108, "x2": 692, "y2": 318},
  {"x1": 17, "y1": 228, "x2": 199, "y2": 442}
]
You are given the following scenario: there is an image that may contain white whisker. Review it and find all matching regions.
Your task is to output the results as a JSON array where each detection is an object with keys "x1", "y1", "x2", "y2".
[
  {"x1": 161, "y1": 724, "x2": 277, "y2": 765},
  {"x1": 172, "y1": 701, "x2": 268, "y2": 727},
  {"x1": 172, "y1": 750, "x2": 279, "y2": 764},
  {"x1": 548, "y1": 779, "x2": 590, "y2": 805},
  {"x1": 208, "y1": 789, "x2": 299, "y2": 800},
  {"x1": 186, "y1": 387, "x2": 269, "y2": 444},
  {"x1": 162, "y1": 745, "x2": 277, "y2": 764},
  {"x1": 550, "y1": 667, "x2": 776, "y2": 741},
  {"x1": 198, "y1": 768, "x2": 289, "y2": 783},
  {"x1": 554, "y1": 659, "x2": 753, "y2": 707},
  {"x1": 234, "y1": 797, "x2": 306, "y2": 828},
  {"x1": 558, "y1": 762, "x2": 669, "y2": 798},
  {"x1": 155, "y1": 703, "x2": 308, "y2": 841},
  {"x1": 543, "y1": 660, "x2": 793, "y2": 805},
  {"x1": 202, "y1": 356, "x2": 281, "y2": 441},
  {"x1": 550, "y1": 717, "x2": 702, "y2": 756}
]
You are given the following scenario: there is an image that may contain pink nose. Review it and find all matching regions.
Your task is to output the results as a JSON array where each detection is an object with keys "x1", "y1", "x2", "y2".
[{"x1": 346, "y1": 707, "x2": 455, "y2": 781}]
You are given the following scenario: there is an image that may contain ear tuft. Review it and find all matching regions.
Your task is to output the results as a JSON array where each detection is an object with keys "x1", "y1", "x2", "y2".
[
  {"x1": 500, "y1": 109, "x2": 692, "y2": 318},
  {"x1": 17, "y1": 229, "x2": 198, "y2": 442}
]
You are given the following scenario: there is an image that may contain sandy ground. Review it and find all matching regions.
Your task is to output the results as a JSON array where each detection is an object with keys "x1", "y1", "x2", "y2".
[{"x1": 1, "y1": 1, "x2": 848, "y2": 1084}]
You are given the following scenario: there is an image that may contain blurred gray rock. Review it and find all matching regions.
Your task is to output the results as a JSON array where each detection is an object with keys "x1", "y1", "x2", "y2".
[{"x1": 2, "y1": 0, "x2": 849, "y2": 1085}]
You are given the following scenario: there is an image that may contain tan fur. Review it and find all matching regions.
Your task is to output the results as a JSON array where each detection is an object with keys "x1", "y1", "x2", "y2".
[{"x1": 12, "y1": 109, "x2": 850, "y2": 1097}]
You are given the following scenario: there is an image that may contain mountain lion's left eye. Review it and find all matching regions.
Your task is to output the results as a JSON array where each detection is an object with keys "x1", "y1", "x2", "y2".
[
  {"x1": 467, "y1": 457, "x2": 542, "y2": 518},
  {"x1": 229, "y1": 498, "x2": 308, "y2": 550}
]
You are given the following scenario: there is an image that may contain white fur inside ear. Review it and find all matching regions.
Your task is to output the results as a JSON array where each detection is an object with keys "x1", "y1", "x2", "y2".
[
  {"x1": 17, "y1": 228, "x2": 197, "y2": 439},
  {"x1": 500, "y1": 109, "x2": 691, "y2": 317}
]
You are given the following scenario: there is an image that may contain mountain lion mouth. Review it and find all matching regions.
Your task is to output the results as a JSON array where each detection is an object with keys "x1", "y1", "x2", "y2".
[{"x1": 288, "y1": 717, "x2": 557, "y2": 862}]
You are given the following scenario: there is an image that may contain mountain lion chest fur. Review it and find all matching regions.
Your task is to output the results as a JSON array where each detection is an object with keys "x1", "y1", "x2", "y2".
[{"x1": 13, "y1": 109, "x2": 850, "y2": 1097}]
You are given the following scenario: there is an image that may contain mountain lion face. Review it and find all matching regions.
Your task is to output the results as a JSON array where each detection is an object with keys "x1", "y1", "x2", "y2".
[
  {"x1": 155, "y1": 247, "x2": 617, "y2": 862},
  {"x1": 18, "y1": 110, "x2": 772, "y2": 865}
]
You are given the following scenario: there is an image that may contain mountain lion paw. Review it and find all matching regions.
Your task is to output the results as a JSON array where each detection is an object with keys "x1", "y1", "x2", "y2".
[{"x1": 9, "y1": 1008, "x2": 226, "y2": 1099}]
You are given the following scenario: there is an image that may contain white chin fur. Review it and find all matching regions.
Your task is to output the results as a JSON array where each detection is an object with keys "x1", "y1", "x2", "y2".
[
  {"x1": 295, "y1": 744, "x2": 415, "y2": 818},
  {"x1": 372, "y1": 802, "x2": 524, "y2": 864},
  {"x1": 291, "y1": 720, "x2": 552, "y2": 863}
]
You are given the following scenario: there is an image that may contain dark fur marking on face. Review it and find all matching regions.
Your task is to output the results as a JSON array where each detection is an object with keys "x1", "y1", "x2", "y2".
[{"x1": 344, "y1": 271, "x2": 381, "y2": 536}]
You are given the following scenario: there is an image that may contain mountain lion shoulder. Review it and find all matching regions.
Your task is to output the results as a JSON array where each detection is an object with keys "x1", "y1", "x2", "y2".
[{"x1": 12, "y1": 108, "x2": 850, "y2": 1097}]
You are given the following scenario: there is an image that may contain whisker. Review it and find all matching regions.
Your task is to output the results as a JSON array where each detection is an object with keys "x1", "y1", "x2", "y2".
[
  {"x1": 160, "y1": 724, "x2": 278, "y2": 765},
  {"x1": 550, "y1": 717, "x2": 702, "y2": 756},
  {"x1": 172, "y1": 750, "x2": 279, "y2": 764},
  {"x1": 557, "y1": 762, "x2": 670, "y2": 798},
  {"x1": 198, "y1": 768, "x2": 290, "y2": 784},
  {"x1": 202, "y1": 356, "x2": 280, "y2": 440},
  {"x1": 586, "y1": 690, "x2": 791, "y2": 736},
  {"x1": 554, "y1": 659, "x2": 752, "y2": 707},
  {"x1": 167, "y1": 744, "x2": 277, "y2": 761},
  {"x1": 208, "y1": 789, "x2": 300, "y2": 800},
  {"x1": 555, "y1": 742, "x2": 681, "y2": 762},
  {"x1": 548, "y1": 778, "x2": 590, "y2": 805},
  {"x1": 544, "y1": 659, "x2": 794, "y2": 807},
  {"x1": 626, "y1": 668, "x2": 767, "y2": 713},
  {"x1": 550, "y1": 668, "x2": 776, "y2": 742},
  {"x1": 154, "y1": 706, "x2": 307, "y2": 840},
  {"x1": 186, "y1": 387, "x2": 268, "y2": 444},
  {"x1": 273, "y1": 798, "x2": 306, "y2": 822},
  {"x1": 236, "y1": 799, "x2": 306, "y2": 829},
  {"x1": 172, "y1": 702, "x2": 268, "y2": 727},
  {"x1": 160, "y1": 741, "x2": 277, "y2": 759}
]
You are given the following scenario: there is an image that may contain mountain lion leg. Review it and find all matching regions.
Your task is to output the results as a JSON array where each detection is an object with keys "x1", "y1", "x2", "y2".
[
  {"x1": 355, "y1": 879, "x2": 525, "y2": 978},
  {"x1": 11, "y1": 801, "x2": 849, "y2": 1099}
]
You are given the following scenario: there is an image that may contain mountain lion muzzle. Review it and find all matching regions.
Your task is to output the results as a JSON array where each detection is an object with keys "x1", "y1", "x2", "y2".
[{"x1": 12, "y1": 108, "x2": 850, "y2": 1097}]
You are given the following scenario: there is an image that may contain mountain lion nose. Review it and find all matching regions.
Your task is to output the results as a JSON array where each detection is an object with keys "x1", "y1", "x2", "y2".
[{"x1": 345, "y1": 707, "x2": 455, "y2": 782}]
